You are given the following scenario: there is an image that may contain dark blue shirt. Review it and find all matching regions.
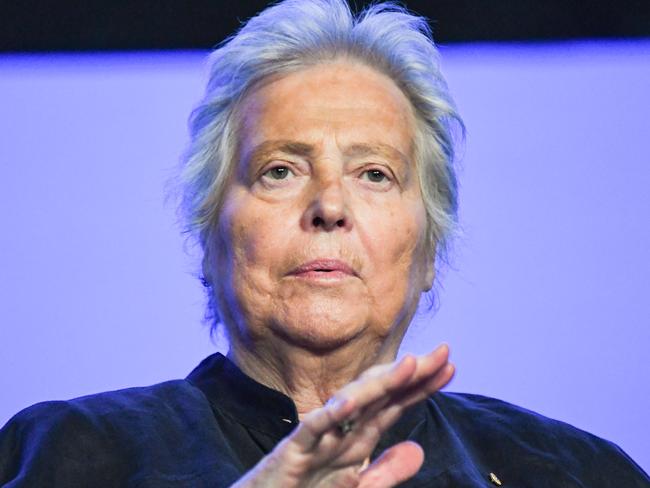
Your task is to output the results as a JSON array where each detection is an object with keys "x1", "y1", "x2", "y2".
[{"x1": 1, "y1": 353, "x2": 648, "y2": 487}]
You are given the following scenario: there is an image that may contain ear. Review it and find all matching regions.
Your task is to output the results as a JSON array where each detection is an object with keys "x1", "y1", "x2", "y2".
[
  {"x1": 423, "y1": 263, "x2": 435, "y2": 292},
  {"x1": 421, "y1": 248, "x2": 436, "y2": 292},
  {"x1": 201, "y1": 243, "x2": 216, "y2": 289}
]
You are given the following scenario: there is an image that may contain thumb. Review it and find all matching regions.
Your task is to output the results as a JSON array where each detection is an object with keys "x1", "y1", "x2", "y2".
[{"x1": 358, "y1": 441, "x2": 424, "y2": 488}]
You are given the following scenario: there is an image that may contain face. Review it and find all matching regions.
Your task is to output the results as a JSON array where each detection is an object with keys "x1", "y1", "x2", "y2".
[{"x1": 210, "y1": 61, "x2": 434, "y2": 354}]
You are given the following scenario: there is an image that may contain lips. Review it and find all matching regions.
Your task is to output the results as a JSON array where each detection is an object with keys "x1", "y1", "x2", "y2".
[{"x1": 289, "y1": 259, "x2": 356, "y2": 277}]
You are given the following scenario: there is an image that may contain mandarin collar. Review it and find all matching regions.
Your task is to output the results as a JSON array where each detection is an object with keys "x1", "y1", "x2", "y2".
[
  {"x1": 186, "y1": 352, "x2": 430, "y2": 441},
  {"x1": 186, "y1": 353, "x2": 300, "y2": 437}
]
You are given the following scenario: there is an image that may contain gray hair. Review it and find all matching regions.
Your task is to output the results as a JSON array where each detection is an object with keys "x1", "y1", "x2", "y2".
[{"x1": 176, "y1": 0, "x2": 464, "y2": 329}]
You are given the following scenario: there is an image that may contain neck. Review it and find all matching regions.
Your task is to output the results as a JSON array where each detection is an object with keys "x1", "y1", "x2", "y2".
[{"x1": 227, "y1": 332, "x2": 401, "y2": 419}]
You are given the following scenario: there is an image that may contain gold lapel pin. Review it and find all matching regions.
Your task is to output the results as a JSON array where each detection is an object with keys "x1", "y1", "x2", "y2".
[{"x1": 489, "y1": 472, "x2": 502, "y2": 486}]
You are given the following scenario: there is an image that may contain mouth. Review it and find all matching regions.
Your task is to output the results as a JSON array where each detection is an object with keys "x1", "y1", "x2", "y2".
[{"x1": 289, "y1": 259, "x2": 357, "y2": 280}]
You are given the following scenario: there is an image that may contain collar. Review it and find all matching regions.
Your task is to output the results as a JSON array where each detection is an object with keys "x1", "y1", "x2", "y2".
[
  {"x1": 186, "y1": 352, "x2": 430, "y2": 442},
  {"x1": 186, "y1": 352, "x2": 300, "y2": 438},
  {"x1": 186, "y1": 353, "x2": 489, "y2": 483}
]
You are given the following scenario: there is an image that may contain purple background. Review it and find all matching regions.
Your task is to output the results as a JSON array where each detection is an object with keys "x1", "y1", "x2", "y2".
[{"x1": 1, "y1": 42, "x2": 648, "y2": 470}]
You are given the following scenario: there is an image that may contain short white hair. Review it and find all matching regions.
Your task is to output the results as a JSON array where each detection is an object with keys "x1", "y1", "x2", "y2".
[{"x1": 176, "y1": 0, "x2": 464, "y2": 328}]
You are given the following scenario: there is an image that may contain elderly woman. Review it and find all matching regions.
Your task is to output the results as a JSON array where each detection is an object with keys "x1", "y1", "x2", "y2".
[{"x1": 1, "y1": 0, "x2": 648, "y2": 487}]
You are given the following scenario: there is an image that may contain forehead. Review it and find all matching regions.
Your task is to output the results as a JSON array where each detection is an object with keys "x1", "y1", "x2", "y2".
[{"x1": 236, "y1": 61, "x2": 417, "y2": 159}]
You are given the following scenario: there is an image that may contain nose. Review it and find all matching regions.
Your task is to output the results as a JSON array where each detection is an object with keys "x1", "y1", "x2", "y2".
[{"x1": 302, "y1": 177, "x2": 351, "y2": 232}]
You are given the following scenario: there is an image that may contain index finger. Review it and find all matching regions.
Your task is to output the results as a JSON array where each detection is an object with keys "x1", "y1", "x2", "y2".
[
  {"x1": 288, "y1": 355, "x2": 416, "y2": 452},
  {"x1": 331, "y1": 344, "x2": 450, "y2": 415}
]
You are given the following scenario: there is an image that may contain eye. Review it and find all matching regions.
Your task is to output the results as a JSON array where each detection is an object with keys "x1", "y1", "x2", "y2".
[
  {"x1": 361, "y1": 168, "x2": 389, "y2": 183},
  {"x1": 263, "y1": 166, "x2": 292, "y2": 180},
  {"x1": 256, "y1": 163, "x2": 300, "y2": 190}
]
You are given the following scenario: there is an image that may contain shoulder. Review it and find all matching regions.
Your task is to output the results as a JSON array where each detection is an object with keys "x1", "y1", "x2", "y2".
[
  {"x1": 0, "y1": 380, "x2": 218, "y2": 486},
  {"x1": 428, "y1": 392, "x2": 649, "y2": 486},
  {"x1": 433, "y1": 391, "x2": 615, "y2": 448},
  {"x1": 432, "y1": 391, "x2": 594, "y2": 441},
  {"x1": 3, "y1": 379, "x2": 209, "y2": 441}
]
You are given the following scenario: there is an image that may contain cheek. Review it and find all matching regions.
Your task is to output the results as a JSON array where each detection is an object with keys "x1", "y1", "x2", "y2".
[
  {"x1": 365, "y1": 201, "x2": 425, "y2": 264},
  {"x1": 219, "y1": 196, "x2": 288, "y2": 299},
  {"x1": 359, "y1": 199, "x2": 428, "y2": 297},
  {"x1": 210, "y1": 199, "x2": 284, "y2": 332}
]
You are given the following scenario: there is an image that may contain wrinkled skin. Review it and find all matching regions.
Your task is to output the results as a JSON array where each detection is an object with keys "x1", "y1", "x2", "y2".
[
  {"x1": 208, "y1": 61, "x2": 454, "y2": 487},
  {"x1": 232, "y1": 346, "x2": 454, "y2": 488}
]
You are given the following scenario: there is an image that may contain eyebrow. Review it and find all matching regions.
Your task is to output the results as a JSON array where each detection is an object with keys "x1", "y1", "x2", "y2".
[
  {"x1": 244, "y1": 140, "x2": 409, "y2": 166},
  {"x1": 244, "y1": 140, "x2": 316, "y2": 167},
  {"x1": 343, "y1": 143, "x2": 410, "y2": 166}
]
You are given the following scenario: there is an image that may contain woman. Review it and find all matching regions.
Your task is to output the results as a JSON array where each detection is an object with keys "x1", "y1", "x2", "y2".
[{"x1": 1, "y1": 0, "x2": 647, "y2": 486}]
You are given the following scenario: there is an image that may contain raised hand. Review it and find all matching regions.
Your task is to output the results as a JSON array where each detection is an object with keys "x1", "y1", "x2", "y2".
[{"x1": 231, "y1": 344, "x2": 455, "y2": 488}]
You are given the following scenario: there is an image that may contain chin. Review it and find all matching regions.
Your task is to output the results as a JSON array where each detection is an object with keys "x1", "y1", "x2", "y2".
[{"x1": 271, "y1": 298, "x2": 372, "y2": 352}]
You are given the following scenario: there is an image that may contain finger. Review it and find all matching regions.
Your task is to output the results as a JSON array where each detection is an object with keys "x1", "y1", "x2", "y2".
[
  {"x1": 347, "y1": 361, "x2": 454, "y2": 444},
  {"x1": 288, "y1": 348, "x2": 452, "y2": 455},
  {"x1": 395, "y1": 362, "x2": 455, "y2": 410},
  {"x1": 356, "y1": 399, "x2": 408, "y2": 439},
  {"x1": 362, "y1": 344, "x2": 450, "y2": 400},
  {"x1": 332, "y1": 368, "x2": 455, "y2": 466},
  {"x1": 287, "y1": 358, "x2": 417, "y2": 459},
  {"x1": 320, "y1": 356, "x2": 415, "y2": 425},
  {"x1": 357, "y1": 353, "x2": 419, "y2": 395},
  {"x1": 358, "y1": 441, "x2": 424, "y2": 488},
  {"x1": 329, "y1": 344, "x2": 449, "y2": 418},
  {"x1": 367, "y1": 361, "x2": 455, "y2": 423},
  {"x1": 351, "y1": 362, "x2": 447, "y2": 444},
  {"x1": 408, "y1": 344, "x2": 450, "y2": 387},
  {"x1": 342, "y1": 348, "x2": 453, "y2": 427},
  {"x1": 294, "y1": 398, "x2": 412, "y2": 467},
  {"x1": 374, "y1": 345, "x2": 451, "y2": 410},
  {"x1": 365, "y1": 343, "x2": 449, "y2": 385},
  {"x1": 290, "y1": 396, "x2": 356, "y2": 452},
  {"x1": 325, "y1": 403, "x2": 405, "y2": 465}
]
